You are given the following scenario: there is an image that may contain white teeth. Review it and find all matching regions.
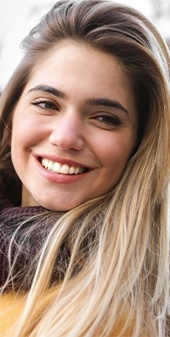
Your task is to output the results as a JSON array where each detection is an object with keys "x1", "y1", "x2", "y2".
[
  {"x1": 60, "y1": 164, "x2": 69, "y2": 174},
  {"x1": 53, "y1": 162, "x2": 62, "y2": 173},
  {"x1": 41, "y1": 158, "x2": 85, "y2": 175},
  {"x1": 75, "y1": 167, "x2": 80, "y2": 174},
  {"x1": 48, "y1": 160, "x2": 53, "y2": 170},
  {"x1": 69, "y1": 166, "x2": 75, "y2": 174},
  {"x1": 42, "y1": 158, "x2": 49, "y2": 169}
]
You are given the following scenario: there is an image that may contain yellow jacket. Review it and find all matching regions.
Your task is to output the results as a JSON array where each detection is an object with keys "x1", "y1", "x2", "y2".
[
  {"x1": 0, "y1": 292, "x2": 146, "y2": 337},
  {"x1": 0, "y1": 292, "x2": 25, "y2": 336}
]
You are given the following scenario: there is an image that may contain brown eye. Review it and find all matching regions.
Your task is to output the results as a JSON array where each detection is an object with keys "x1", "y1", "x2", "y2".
[
  {"x1": 32, "y1": 99, "x2": 59, "y2": 110},
  {"x1": 96, "y1": 114, "x2": 123, "y2": 126}
]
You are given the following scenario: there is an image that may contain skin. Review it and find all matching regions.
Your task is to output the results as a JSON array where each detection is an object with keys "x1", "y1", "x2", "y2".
[{"x1": 10, "y1": 41, "x2": 138, "y2": 211}]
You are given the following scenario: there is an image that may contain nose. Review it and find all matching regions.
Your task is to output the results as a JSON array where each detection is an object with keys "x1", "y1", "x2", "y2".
[{"x1": 49, "y1": 112, "x2": 85, "y2": 151}]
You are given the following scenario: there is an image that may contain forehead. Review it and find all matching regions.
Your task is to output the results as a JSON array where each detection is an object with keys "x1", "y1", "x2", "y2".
[{"x1": 26, "y1": 41, "x2": 131, "y2": 87}]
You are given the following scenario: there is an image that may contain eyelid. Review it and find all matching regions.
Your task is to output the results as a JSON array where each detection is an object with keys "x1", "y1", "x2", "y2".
[
  {"x1": 31, "y1": 98, "x2": 60, "y2": 110},
  {"x1": 94, "y1": 112, "x2": 123, "y2": 123},
  {"x1": 91, "y1": 112, "x2": 124, "y2": 130}
]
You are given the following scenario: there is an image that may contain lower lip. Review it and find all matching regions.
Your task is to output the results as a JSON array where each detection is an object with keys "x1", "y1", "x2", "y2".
[{"x1": 36, "y1": 158, "x2": 89, "y2": 184}]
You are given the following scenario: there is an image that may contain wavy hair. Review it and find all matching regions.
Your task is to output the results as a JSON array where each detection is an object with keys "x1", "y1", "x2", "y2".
[{"x1": 0, "y1": 1, "x2": 170, "y2": 336}]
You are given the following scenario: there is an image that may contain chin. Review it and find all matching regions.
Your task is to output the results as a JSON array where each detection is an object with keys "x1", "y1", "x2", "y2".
[{"x1": 34, "y1": 198, "x2": 76, "y2": 212}]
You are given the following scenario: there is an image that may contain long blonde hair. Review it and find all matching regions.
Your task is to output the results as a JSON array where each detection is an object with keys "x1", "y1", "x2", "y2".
[{"x1": 0, "y1": 1, "x2": 170, "y2": 336}]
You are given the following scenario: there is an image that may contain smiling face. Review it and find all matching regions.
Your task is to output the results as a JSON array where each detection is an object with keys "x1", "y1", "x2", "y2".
[{"x1": 11, "y1": 41, "x2": 138, "y2": 211}]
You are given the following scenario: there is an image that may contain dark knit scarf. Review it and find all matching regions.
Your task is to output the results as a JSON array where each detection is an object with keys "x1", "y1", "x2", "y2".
[
  {"x1": 0, "y1": 198, "x2": 101, "y2": 292},
  {"x1": 0, "y1": 199, "x2": 66, "y2": 291}
]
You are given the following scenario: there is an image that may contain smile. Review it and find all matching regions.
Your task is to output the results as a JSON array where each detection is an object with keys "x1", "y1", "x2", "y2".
[{"x1": 41, "y1": 158, "x2": 87, "y2": 175}]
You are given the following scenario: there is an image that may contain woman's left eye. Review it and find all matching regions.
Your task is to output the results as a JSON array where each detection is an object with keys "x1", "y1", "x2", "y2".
[
  {"x1": 95, "y1": 114, "x2": 123, "y2": 126},
  {"x1": 31, "y1": 99, "x2": 58, "y2": 110}
]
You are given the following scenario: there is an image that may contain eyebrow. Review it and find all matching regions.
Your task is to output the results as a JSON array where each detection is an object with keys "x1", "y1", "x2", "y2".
[
  {"x1": 28, "y1": 85, "x2": 66, "y2": 99},
  {"x1": 86, "y1": 98, "x2": 129, "y2": 114},
  {"x1": 28, "y1": 84, "x2": 129, "y2": 115}
]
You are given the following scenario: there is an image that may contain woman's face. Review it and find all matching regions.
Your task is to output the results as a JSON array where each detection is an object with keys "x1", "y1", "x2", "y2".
[{"x1": 11, "y1": 41, "x2": 138, "y2": 211}]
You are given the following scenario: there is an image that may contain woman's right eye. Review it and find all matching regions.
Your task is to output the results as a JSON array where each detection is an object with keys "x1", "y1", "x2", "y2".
[{"x1": 31, "y1": 99, "x2": 59, "y2": 111}]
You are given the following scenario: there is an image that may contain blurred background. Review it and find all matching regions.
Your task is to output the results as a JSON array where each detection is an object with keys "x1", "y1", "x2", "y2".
[{"x1": 0, "y1": 0, "x2": 170, "y2": 90}]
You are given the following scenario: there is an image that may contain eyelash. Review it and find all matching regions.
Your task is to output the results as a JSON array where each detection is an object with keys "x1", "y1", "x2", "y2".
[
  {"x1": 95, "y1": 114, "x2": 123, "y2": 126},
  {"x1": 32, "y1": 99, "x2": 58, "y2": 110}
]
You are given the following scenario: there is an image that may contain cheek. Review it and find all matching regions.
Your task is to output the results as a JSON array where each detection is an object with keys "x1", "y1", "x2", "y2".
[
  {"x1": 99, "y1": 132, "x2": 136, "y2": 169},
  {"x1": 11, "y1": 115, "x2": 41, "y2": 150},
  {"x1": 12, "y1": 109, "x2": 53, "y2": 147}
]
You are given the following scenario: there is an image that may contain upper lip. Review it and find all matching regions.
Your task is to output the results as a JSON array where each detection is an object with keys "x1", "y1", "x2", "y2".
[{"x1": 34, "y1": 153, "x2": 92, "y2": 170}]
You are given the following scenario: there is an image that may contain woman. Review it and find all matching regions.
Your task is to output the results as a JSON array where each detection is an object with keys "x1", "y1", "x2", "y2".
[{"x1": 0, "y1": 1, "x2": 170, "y2": 336}]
